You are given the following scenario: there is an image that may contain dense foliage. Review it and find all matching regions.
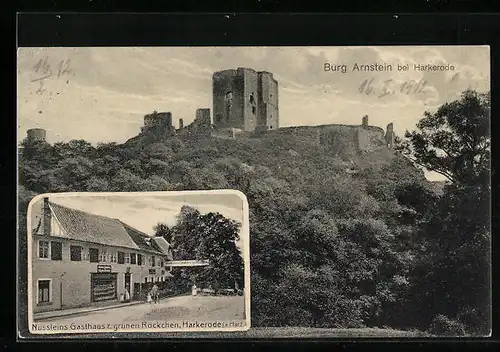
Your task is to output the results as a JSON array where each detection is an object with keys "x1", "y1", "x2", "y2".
[
  {"x1": 18, "y1": 89, "x2": 490, "y2": 334},
  {"x1": 154, "y1": 205, "x2": 244, "y2": 290},
  {"x1": 395, "y1": 90, "x2": 491, "y2": 335}
]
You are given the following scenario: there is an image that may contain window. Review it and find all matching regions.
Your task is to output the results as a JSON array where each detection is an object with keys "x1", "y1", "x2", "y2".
[
  {"x1": 89, "y1": 248, "x2": 99, "y2": 263},
  {"x1": 152, "y1": 256, "x2": 156, "y2": 267},
  {"x1": 252, "y1": 106, "x2": 256, "y2": 114},
  {"x1": 38, "y1": 240, "x2": 49, "y2": 259},
  {"x1": 270, "y1": 93, "x2": 273, "y2": 98},
  {"x1": 51, "y1": 241, "x2": 62, "y2": 260},
  {"x1": 137, "y1": 254, "x2": 143, "y2": 266},
  {"x1": 38, "y1": 279, "x2": 51, "y2": 303},
  {"x1": 70, "y1": 245, "x2": 82, "y2": 261},
  {"x1": 160, "y1": 258, "x2": 164, "y2": 267},
  {"x1": 249, "y1": 93, "x2": 255, "y2": 104},
  {"x1": 125, "y1": 253, "x2": 130, "y2": 264},
  {"x1": 110, "y1": 252, "x2": 117, "y2": 263},
  {"x1": 117, "y1": 251, "x2": 125, "y2": 264},
  {"x1": 99, "y1": 250, "x2": 107, "y2": 262},
  {"x1": 144, "y1": 277, "x2": 147, "y2": 283},
  {"x1": 131, "y1": 253, "x2": 137, "y2": 265}
]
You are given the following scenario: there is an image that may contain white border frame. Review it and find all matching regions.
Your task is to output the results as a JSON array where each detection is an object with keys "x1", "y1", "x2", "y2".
[{"x1": 26, "y1": 190, "x2": 251, "y2": 334}]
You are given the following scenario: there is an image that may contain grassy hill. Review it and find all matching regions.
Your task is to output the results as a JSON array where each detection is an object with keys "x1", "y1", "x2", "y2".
[{"x1": 18, "y1": 126, "x2": 438, "y2": 332}]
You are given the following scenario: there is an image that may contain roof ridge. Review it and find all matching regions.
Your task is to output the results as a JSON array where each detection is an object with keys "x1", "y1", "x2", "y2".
[
  {"x1": 49, "y1": 201, "x2": 120, "y2": 223},
  {"x1": 118, "y1": 220, "x2": 152, "y2": 238}
]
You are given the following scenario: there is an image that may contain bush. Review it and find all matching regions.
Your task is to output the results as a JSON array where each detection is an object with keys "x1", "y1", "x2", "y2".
[{"x1": 427, "y1": 314, "x2": 466, "y2": 336}]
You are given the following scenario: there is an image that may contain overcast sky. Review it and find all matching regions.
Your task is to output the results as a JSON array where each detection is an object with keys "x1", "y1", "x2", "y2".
[
  {"x1": 44, "y1": 192, "x2": 247, "y2": 251},
  {"x1": 17, "y1": 46, "x2": 490, "y2": 181}
]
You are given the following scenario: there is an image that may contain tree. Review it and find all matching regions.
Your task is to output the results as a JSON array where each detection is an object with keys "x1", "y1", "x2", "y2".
[
  {"x1": 194, "y1": 212, "x2": 243, "y2": 289},
  {"x1": 396, "y1": 89, "x2": 490, "y2": 186},
  {"x1": 154, "y1": 222, "x2": 173, "y2": 243},
  {"x1": 167, "y1": 207, "x2": 243, "y2": 290},
  {"x1": 396, "y1": 89, "x2": 491, "y2": 335},
  {"x1": 170, "y1": 205, "x2": 202, "y2": 260}
]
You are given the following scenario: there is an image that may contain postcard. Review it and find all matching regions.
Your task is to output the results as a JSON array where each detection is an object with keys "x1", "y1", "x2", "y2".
[
  {"x1": 18, "y1": 46, "x2": 491, "y2": 338},
  {"x1": 26, "y1": 191, "x2": 250, "y2": 334}
]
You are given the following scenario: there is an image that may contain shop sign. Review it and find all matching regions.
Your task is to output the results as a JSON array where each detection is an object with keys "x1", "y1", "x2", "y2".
[{"x1": 97, "y1": 264, "x2": 112, "y2": 273}]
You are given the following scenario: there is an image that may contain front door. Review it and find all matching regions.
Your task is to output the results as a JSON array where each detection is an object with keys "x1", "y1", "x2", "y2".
[
  {"x1": 124, "y1": 273, "x2": 131, "y2": 295},
  {"x1": 133, "y1": 282, "x2": 140, "y2": 300}
]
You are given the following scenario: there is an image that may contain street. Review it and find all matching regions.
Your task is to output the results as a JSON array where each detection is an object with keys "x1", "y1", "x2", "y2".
[{"x1": 38, "y1": 295, "x2": 246, "y2": 326}]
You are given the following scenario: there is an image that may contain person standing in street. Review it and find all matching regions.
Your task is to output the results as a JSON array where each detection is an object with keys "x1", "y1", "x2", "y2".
[{"x1": 151, "y1": 283, "x2": 159, "y2": 304}]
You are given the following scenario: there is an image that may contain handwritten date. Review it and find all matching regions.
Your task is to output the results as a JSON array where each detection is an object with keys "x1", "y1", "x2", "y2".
[
  {"x1": 31, "y1": 56, "x2": 72, "y2": 94},
  {"x1": 359, "y1": 78, "x2": 427, "y2": 98}
]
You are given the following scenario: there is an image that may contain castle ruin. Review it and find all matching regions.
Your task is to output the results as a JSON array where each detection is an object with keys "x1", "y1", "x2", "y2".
[
  {"x1": 141, "y1": 111, "x2": 175, "y2": 136},
  {"x1": 26, "y1": 68, "x2": 397, "y2": 154},
  {"x1": 212, "y1": 68, "x2": 279, "y2": 132},
  {"x1": 26, "y1": 128, "x2": 47, "y2": 142}
]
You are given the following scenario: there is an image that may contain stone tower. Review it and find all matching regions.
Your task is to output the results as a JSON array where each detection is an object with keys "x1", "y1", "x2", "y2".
[
  {"x1": 362, "y1": 115, "x2": 369, "y2": 127},
  {"x1": 385, "y1": 122, "x2": 395, "y2": 148},
  {"x1": 141, "y1": 111, "x2": 175, "y2": 135},
  {"x1": 26, "y1": 128, "x2": 46, "y2": 142},
  {"x1": 212, "y1": 68, "x2": 279, "y2": 132}
]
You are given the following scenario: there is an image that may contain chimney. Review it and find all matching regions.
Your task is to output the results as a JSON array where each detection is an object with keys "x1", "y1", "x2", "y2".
[
  {"x1": 179, "y1": 118, "x2": 184, "y2": 129},
  {"x1": 43, "y1": 197, "x2": 51, "y2": 236}
]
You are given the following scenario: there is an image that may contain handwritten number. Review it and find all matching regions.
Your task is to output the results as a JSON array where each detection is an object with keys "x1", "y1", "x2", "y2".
[
  {"x1": 34, "y1": 56, "x2": 52, "y2": 76},
  {"x1": 57, "y1": 60, "x2": 63, "y2": 78},
  {"x1": 379, "y1": 79, "x2": 394, "y2": 98},
  {"x1": 359, "y1": 78, "x2": 374, "y2": 95},
  {"x1": 36, "y1": 81, "x2": 46, "y2": 95},
  {"x1": 33, "y1": 58, "x2": 43, "y2": 73},
  {"x1": 416, "y1": 80, "x2": 427, "y2": 94},
  {"x1": 57, "y1": 59, "x2": 72, "y2": 78}
]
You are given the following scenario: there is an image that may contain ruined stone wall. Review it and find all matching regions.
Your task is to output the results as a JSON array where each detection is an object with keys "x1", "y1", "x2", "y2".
[
  {"x1": 144, "y1": 112, "x2": 172, "y2": 127},
  {"x1": 357, "y1": 127, "x2": 386, "y2": 153},
  {"x1": 241, "y1": 68, "x2": 259, "y2": 132},
  {"x1": 212, "y1": 69, "x2": 245, "y2": 130},
  {"x1": 211, "y1": 127, "x2": 245, "y2": 140},
  {"x1": 27, "y1": 128, "x2": 47, "y2": 142},
  {"x1": 195, "y1": 108, "x2": 211, "y2": 126},
  {"x1": 275, "y1": 124, "x2": 386, "y2": 154},
  {"x1": 213, "y1": 68, "x2": 279, "y2": 132},
  {"x1": 258, "y1": 72, "x2": 279, "y2": 130}
]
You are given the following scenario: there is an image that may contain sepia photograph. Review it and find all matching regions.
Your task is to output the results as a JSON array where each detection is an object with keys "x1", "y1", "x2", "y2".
[
  {"x1": 17, "y1": 46, "x2": 490, "y2": 338},
  {"x1": 26, "y1": 191, "x2": 250, "y2": 334}
]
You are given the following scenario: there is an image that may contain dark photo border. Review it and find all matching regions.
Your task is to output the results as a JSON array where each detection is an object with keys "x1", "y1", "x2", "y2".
[{"x1": 8, "y1": 11, "x2": 500, "y2": 351}]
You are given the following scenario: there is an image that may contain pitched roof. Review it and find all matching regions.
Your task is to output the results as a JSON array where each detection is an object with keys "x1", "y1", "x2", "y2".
[
  {"x1": 151, "y1": 236, "x2": 174, "y2": 260},
  {"x1": 119, "y1": 221, "x2": 164, "y2": 255},
  {"x1": 49, "y1": 202, "x2": 140, "y2": 250}
]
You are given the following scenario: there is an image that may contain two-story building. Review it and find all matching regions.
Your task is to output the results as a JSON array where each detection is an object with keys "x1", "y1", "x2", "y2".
[{"x1": 30, "y1": 196, "x2": 177, "y2": 314}]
